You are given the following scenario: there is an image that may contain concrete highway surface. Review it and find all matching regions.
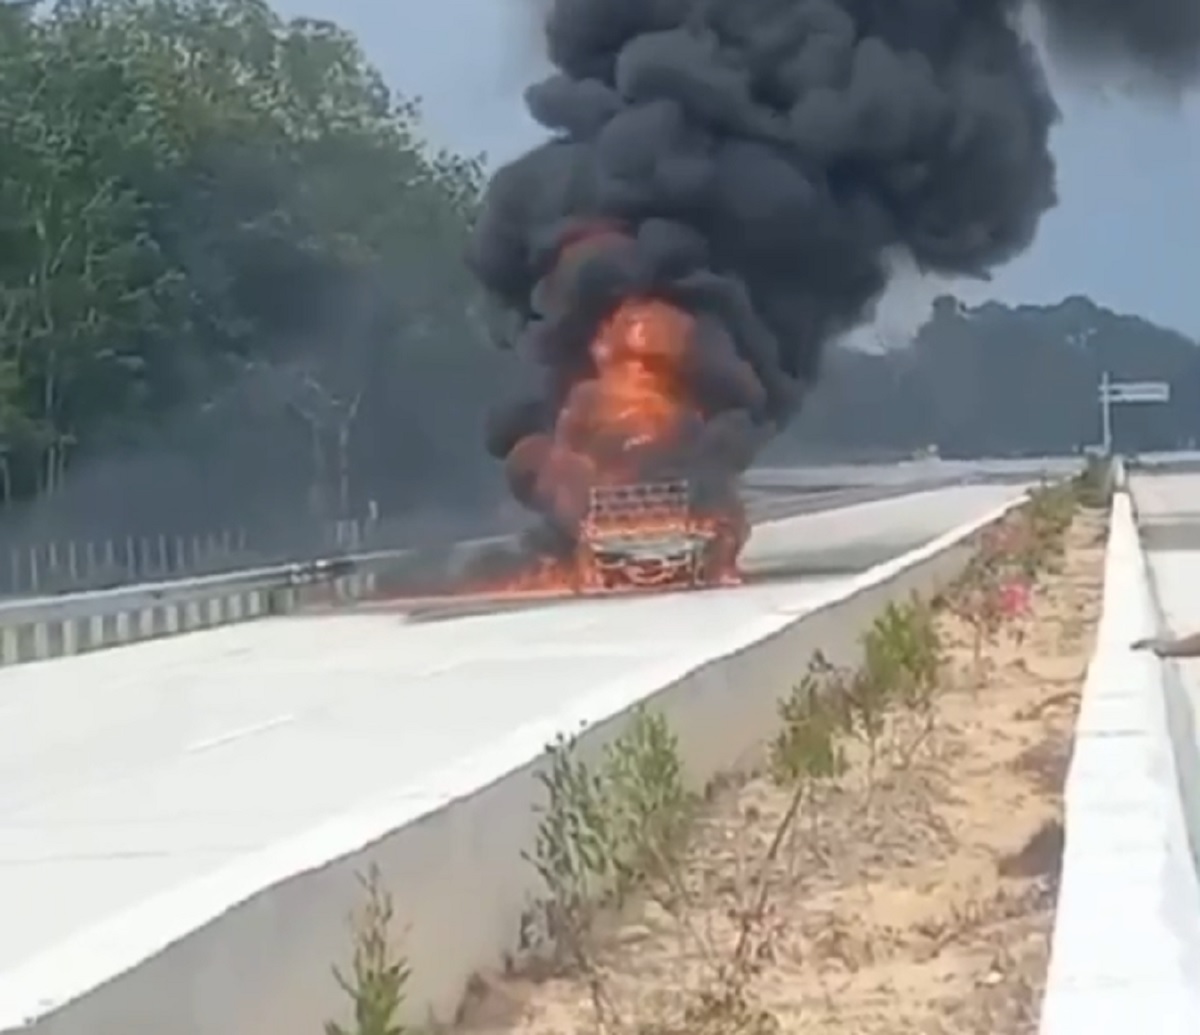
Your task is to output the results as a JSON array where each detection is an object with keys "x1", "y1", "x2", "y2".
[
  {"x1": 0, "y1": 481, "x2": 1025, "y2": 975},
  {"x1": 746, "y1": 454, "x2": 1081, "y2": 491},
  {"x1": 1130, "y1": 469, "x2": 1200, "y2": 668}
]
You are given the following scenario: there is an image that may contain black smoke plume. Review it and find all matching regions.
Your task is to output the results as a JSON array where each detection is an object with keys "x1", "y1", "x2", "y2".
[
  {"x1": 1038, "y1": 0, "x2": 1200, "y2": 86},
  {"x1": 464, "y1": 0, "x2": 1190, "y2": 555}
]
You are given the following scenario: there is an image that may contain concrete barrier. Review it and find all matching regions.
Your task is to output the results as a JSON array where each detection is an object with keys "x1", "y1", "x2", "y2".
[
  {"x1": 1039, "y1": 491, "x2": 1200, "y2": 1034},
  {"x1": 0, "y1": 493, "x2": 1027, "y2": 1035}
]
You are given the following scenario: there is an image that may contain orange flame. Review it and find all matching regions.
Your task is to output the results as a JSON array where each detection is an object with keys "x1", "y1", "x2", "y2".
[{"x1": 469, "y1": 238, "x2": 746, "y2": 596}]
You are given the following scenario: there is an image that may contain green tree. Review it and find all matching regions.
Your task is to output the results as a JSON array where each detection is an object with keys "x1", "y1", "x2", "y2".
[{"x1": 0, "y1": 0, "x2": 498, "y2": 533}]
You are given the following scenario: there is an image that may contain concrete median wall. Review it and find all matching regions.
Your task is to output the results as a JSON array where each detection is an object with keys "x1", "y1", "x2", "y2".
[
  {"x1": 1039, "y1": 491, "x2": 1200, "y2": 1034},
  {"x1": 0, "y1": 496, "x2": 1024, "y2": 1035}
]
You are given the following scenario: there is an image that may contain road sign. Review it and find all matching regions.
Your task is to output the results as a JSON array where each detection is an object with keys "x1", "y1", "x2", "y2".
[
  {"x1": 1097, "y1": 373, "x2": 1171, "y2": 454},
  {"x1": 1101, "y1": 380, "x2": 1170, "y2": 403}
]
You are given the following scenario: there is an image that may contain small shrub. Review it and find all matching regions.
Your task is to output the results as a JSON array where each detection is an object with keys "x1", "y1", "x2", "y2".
[
  {"x1": 1041, "y1": 484, "x2": 1077, "y2": 526},
  {"x1": 889, "y1": 596, "x2": 943, "y2": 760},
  {"x1": 878, "y1": 599, "x2": 941, "y2": 704},
  {"x1": 326, "y1": 866, "x2": 414, "y2": 1035},
  {"x1": 846, "y1": 610, "x2": 913, "y2": 788},
  {"x1": 847, "y1": 597, "x2": 945, "y2": 769},
  {"x1": 947, "y1": 542, "x2": 1038, "y2": 681},
  {"x1": 769, "y1": 654, "x2": 849, "y2": 873},
  {"x1": 523, "y1": 730, "x2": 620, "y2": 970},
  {"x1": 770, "y1": 653, "x2": 848, "y2": 790},
  {"x1": 524, "y1": 707, "x2": 695, "y2": 969},
  {"x1": 603, "y1": 705, "x2": 698, "y2": 901},
  {"x1": 1026, "y1": 483, "x2": 1077, "y2": 568},
  {"x1": 944, "y1": 495, "x2": 1065, "y2": 687},
  {"x1": 525, "y1": 707, "x2": 775, "y2": 1032}
]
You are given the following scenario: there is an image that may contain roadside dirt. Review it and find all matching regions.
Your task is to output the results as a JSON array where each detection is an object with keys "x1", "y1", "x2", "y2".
[{"x1": 456, "y1": 508, "x2": 1107, "y2": 1035}]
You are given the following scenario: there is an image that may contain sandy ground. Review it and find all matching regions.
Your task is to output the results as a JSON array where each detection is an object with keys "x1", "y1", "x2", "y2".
[{"x1": 456, "y1": 509, "x2": 1107, "y2": 1035}]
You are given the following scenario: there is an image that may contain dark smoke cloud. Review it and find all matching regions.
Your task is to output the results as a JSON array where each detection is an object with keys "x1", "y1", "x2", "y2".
[
  {"x1": 469, "y1": 0, "x2": 1194, "y2": 541},
  {"x1": 1038, "y1": 0, "x2": 1200, "y2": 86}
]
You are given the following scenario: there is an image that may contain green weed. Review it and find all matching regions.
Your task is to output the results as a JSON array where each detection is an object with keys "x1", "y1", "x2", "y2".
[{"x1": 326, "y1": 866, "x2": 415, "y2": 1035}]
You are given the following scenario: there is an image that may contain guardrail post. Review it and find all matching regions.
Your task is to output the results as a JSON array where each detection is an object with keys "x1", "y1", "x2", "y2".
[
  {"x1": 267, "y1": 585, "x2": 297, "y2": 614},
  {"x1": 62, "y1": 618, "x2": 78, "y2": 655}
]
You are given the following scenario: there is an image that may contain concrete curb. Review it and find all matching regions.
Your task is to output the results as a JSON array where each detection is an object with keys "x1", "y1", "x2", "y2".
[
  {"x1": 0, "y1": 491, "x2": 1028, "y2": 1035},
  {"x1": 1039, "y1": 491, "x2": 1200, "y2": 1034}
]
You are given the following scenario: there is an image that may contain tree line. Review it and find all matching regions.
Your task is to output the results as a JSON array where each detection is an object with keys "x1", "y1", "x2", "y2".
[
  {"x1": 775, "y1": 295, "x2": 1200, "y2": 461},
  {"x1": 0, "y1": 0, "x2": 527, "y2": 548}
]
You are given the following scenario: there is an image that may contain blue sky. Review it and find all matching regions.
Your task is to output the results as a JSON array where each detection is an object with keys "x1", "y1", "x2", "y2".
[{"x1": 271, "y1": 0, "x2": 1200, "y2": 339}]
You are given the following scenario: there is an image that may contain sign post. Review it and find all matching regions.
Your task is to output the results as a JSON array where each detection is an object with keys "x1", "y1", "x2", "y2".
[{"x1": 1098, "y1": 372, "x2": 1170, "y2": 454}]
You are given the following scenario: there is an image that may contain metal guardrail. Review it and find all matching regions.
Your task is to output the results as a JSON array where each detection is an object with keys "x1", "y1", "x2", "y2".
[
  {"x1": 0, "y1": 476, "x2": 1026, "y2": 667},
  {"x1": 0, "y1": 513, "x2": 488, "y2": 598},
  {"x1": 0, "y1": 534, "x2": 522, "y2": 666}
]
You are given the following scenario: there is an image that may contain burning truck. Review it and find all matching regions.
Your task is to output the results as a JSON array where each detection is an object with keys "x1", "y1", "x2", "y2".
[
  {"x1": 578, "y1": 480, "x2": 737, "y2": 592},
  {"x1": 452, "y1": 476, "x2": 739, "y2": 601},
  {"x1": 463, "y1": 290, "x2": 753, "y2": 599}
]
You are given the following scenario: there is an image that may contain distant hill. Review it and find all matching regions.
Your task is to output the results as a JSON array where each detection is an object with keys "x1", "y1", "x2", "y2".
[{"x1": 770, "y1": 295, "x2": 1200, "y2": 460}]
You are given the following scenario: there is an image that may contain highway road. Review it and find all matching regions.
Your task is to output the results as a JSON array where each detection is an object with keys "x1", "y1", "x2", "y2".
[
  {"x1": 746, "y1": 454, "x2": 1081, "y2": 492},
  {"x1": 0, "y1": 481, "x2": 1025, "y2": 975},
  {"x1": 1130, "y1": 469, "x2": 1200, "y2": 659}
]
